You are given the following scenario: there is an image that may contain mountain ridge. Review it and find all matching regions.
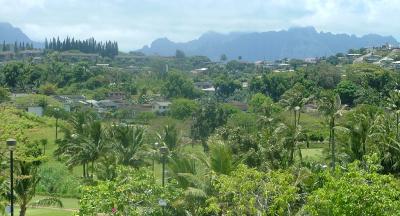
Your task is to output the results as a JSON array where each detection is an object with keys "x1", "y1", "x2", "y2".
[
  {"x1": 0, "y1": 22, "x2": 33, "y2": 43},
  {"x1": 138, "y1": 27, "x2": 398, "y2": 61}
]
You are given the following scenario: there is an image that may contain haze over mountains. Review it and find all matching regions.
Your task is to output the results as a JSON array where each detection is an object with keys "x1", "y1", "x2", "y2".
[
  {"x1": 1, "y1": 22, "x2": 398, "y2": 61},
  {"x1": 0, "y1": 22, "x2": 33, "y2": 43},
  {"x1": 0, "y1": 22, "x2": 44, "y2": 48},
  {"x1": 139, "y1": 27, "x2": 399, "y2": 61}
]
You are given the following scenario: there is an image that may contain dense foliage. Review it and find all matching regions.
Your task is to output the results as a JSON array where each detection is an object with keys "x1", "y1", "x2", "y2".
[
  {"x1": 45, "y1": 37, "x2": 118, "y2": 58},
  {"x1": 2, "y1": 47, "x2": 400, "y2": 215}
]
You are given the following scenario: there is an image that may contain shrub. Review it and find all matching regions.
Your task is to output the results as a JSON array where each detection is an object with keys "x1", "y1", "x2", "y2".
[{"x1": 36, "y1": 163, "x2": 80, "y2": 197}]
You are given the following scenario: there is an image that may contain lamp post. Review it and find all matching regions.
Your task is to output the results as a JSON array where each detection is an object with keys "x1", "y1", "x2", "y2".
[
  {"x1": 7, "y1": 138, "x2": 16, "y2": 216},
  {"x1": 54, "y1": 107, "x2": 60, "y2": 140},
  {"x1": 294, "y1": 106, "x2": 300, "y2": 127},
  {"x1": 159, "y1": 146, "x2": 168, "y2": 187}
]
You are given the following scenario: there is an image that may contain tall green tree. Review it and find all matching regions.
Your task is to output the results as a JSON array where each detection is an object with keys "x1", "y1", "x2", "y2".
[
  {"x1": 162, "y1": 71, "x2": 198, "y2": 99},
  {"x1": 15, "y1": 142, "x2": 45, "y2": 216},
  {"x1": 55, "y1": 110, "x2": 96, "y2": 178},
  {"x1": 81, "y1": 120, "x2": 108, "y2": 178},
  {"x1": 191, "y1": 100, "x2": 229, "y2": 152},
  {"x1": 159, "y1": 124, "x2": 180, "y2": 153},
  {"x1": 318, "y1": 90, "x2": 345, "y2": 170},
  {"x1": 280, "y1": 83, "x2": 311, "y2": 127},
  {"x1": 387, "y1": 89, "x2": 400, "y2": 140},
  {"x1": 214, "y1": 77, "x2": 242, "y2": 101},
  {"x1": 111, "y1": 125, "x2": 145, "y2": 166},
  {"x1": 343, "y1": 105, "x2": 380, "y2": 162},
  {"x1": 169, "y1": 98, "x2": 198, "y2": 120},
  {"x1": 0, "y1": 87, "x2": 10, "y2": 104}
]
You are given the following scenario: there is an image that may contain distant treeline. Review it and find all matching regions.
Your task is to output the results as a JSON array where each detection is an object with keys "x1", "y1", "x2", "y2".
[
  {"x1": 1, "y1": 41, "x2": 34, "y2": 52},
  {"x1": 45, "y1": 37, "x2": 119, "y2": 58}
]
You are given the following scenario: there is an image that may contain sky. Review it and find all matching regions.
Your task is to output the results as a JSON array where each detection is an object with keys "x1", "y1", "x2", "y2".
[{"x1": 0, "y1": 0, "x2": 399, "y2": 51}]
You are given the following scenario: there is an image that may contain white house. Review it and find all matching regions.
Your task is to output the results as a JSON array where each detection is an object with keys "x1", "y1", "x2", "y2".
[{"x1": 152, "y1": 101, "x2": 171, "y2": 113}]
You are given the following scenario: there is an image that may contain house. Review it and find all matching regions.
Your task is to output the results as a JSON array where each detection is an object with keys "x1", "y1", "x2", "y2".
[
  {"x1": 191, "y1": 68, "x2": 208, "y2": 74},
  {"x1": 379, "y1": 57, "x2": 394, "y2": 67},
  {"x1": 132, "y1": 104, "x2": 153, "y2": 113},
  {"x1": 304, "y1": 58, "x2": 317, "y2": 64},
  {"x1": 18, "y1": 50, "x2": 43, "y2": 58},
  {"x1": 98, "y1": 100, "x2": 118, "y2": 110},
  {"x1": 96, "y1": 63, "x2": 110, "y2": 67},
  {"x1": 0, "y1": 51, "x2": 15, "y2": 61},
  {"x1": 202, "y1": 87, "x2": 216, "y2": 92},
  {"x1": 393, "y1": 61, "x2": 400, "y2": 70},
  {"x1": 304, "y1": 103, "x2": 318, "y2": 112},
  {"x1": 108, "y1": 92, "x2": 126, "y2": 100},
  {"x1": 152, "y1": 101, "x2": 171, "y2": 113},
  {"x1": 364, "y1": 55, "x2": 381, "y2": 63},
  {"x1": 227, "y1": 101, "x2": 248, "y2": 111},
  {"x1": 194, "y1": 81, "x2": 216, "y2": 93},
  {"x1": 53, "y1": 95, "x2": 86, "y2": 110},
  {"x1": 27, "y1": 106, "x2": 44, "y2": 117},
  {"x1": 59, "y1": 52, "x2": 99, "y2": 62},
  {"x1": 194, "y1": 81, "x2": 214, "y2": 89}
]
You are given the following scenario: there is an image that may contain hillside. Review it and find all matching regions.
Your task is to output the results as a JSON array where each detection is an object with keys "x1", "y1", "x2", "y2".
[
  {"x1": 0, "y1": 22, "x2": 32, "y2": 43},
  {"x1": 139, "y1": 27, "x2": 399, "y2": 61}
]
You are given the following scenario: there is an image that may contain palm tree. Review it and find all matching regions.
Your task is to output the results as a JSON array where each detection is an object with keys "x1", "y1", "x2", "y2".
[
  {"x1": 196, "y1": 140, "x2": 235, "y2": 175},
  {"x1": 55, "y1": 110, "x2": 96, "y2": 178},
  {"x1": 168, "y1": 152, "x2": 208, "y2": 215},
  {"x1": 169, "y1": 140, "x2": 235, "y2": 215},
  {"x1": 15, "y1": 160, "x2": 41, "y2": 216},
  {"x1": 318, "y1": 90, "x2": 346, "y2": 170},
  {"x1": 280, "y1": 83, "x2": 312, "y2": 127},
  {"x1": 157, "y1": 124, "x2": 180, "y2": 154},
  {"x1": 0, "y1": 171, "x2": 8, "y2": 215},
  {"x1": 81, "y1": 120, "x2": 108, "y2": 178},
  {"x1": 168, "y1": 152, "x2": 197, "y2": 188},
  {"x1": 343, "y1": 105, "x2": 380, "y2": 162},
  {"x1": 111, "y1": 124, "x2": 145, "y2": 166},
  {"x1": 387, "y1": 89, "x2": 400, "y2": 140},
  {"x1": 274, "y1": 122, "x2": 304, "y2": 166},
  {"x1": 370, "y1": 113, "x2": 400, "y2": 173},
  {"x1": 14, "y1": 142, "x2": 63, "y2": 216}
]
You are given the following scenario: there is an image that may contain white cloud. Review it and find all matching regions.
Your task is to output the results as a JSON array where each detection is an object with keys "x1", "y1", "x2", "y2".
[{"x1": 0, "y1": 0, "x2": 399, "y2": 51}]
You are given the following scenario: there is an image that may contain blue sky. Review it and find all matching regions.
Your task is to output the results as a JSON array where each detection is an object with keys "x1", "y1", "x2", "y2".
[{"x1": 0, "y1": 0, "x2": 398, "y2": 51}]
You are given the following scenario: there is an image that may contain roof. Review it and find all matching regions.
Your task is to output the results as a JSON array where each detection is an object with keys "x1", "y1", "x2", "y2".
[
  {"x1": 195, "y1": 68, "x2": 208, "y2": 71},
  {"x1": 202, "y1": 87, "x2": 215, "y2": 92},
  {"x1": 98, "y1": 100, "x2": 118, "y2": 107},
  {"x1": 153, "y1": 101, "x2": 171, "y2": 106},
  {"x1": 228, "y1": 101, "x2": 248, "y2": 111},
  {"x1": 132, "y1": 104, "x2": 153, "y2": 111}
]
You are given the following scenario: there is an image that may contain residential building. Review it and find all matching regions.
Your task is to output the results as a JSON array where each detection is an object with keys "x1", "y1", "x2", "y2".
[{"x1": 152, "y1": 101, "x2": 171, "y2": 113}]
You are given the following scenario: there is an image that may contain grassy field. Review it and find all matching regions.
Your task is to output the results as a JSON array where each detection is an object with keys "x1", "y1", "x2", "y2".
[
  {"x1": 301, "y1": 148, "x2": 325, "y2": 162},
  {"x1": 17, "y1": 208, "x2": 75, "y2": 216},
  {"x1": 31, "y1": 196, "x2": 79, "y2": 209}
]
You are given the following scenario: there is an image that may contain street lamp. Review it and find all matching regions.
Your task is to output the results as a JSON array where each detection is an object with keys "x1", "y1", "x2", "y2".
[
  {"x1": 294, "y1": 106, "x2": 300, "y2": 127},
  {"x1": 54, "y1": 107, "x2": 60, "y2": 140},
  {"x1": 6, "y1": 138, "x2": 16, "y2": 216},
  {"x1": 159, "y1": 146, "x2": 168, "y2": 187}
]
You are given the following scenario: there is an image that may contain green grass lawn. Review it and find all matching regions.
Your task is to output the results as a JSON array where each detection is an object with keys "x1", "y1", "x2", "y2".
[
  {"x1": 31, "y1": 196, "x2": 79, "y2": 209},
  {"x1": 301, "y1": 148, "x2": 325, "y2": 162},
  {"x1": 17, "y1": 208, "x2": 75, "y2": 216},
  {"x1": 11, "y1": 196, "x2": 80, "y2": 216}
]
